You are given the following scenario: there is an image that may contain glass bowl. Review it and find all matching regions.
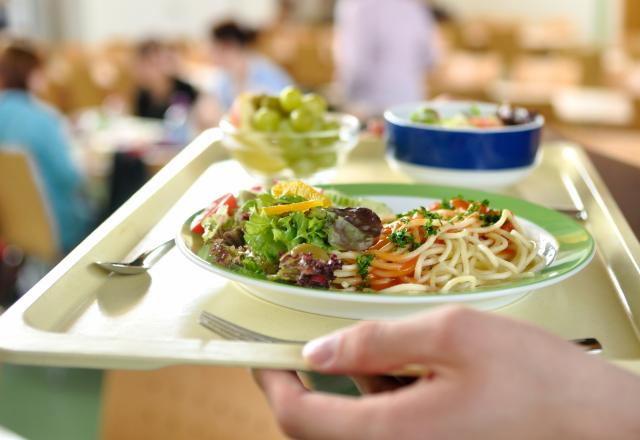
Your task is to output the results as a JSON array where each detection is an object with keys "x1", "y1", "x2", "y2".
[{"x1": 219, "y1": 112, "x2": 360, "y2": 184}]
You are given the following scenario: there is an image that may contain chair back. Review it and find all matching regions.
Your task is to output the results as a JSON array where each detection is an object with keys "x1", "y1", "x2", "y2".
[{"x1": 0, "y1": 148, "x2": 59, "y2": 261}]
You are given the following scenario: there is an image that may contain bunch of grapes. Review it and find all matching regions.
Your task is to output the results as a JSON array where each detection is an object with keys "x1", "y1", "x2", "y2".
[{"x1": 241, "y1": 86, "x2": 341, "y2": 177}]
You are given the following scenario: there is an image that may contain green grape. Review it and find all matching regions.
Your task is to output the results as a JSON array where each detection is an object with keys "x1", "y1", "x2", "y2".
[
  {"x1": 277, "y1": 118, "x2": 294, "y2": 133},
  {"x1": 252, "y1": 107, "x2": 281, "y2": 132},
  {"x1": 250, "y1": 93, "x2": 266, "y2": 109},
  {"x1": 311, "y1": 151, "x2": 338, "y2": 168},
  {"x1": 302, "y1": 93, "x2": 327, "y2": 115},
  {"x1": 289, "y1": 107, "x2": 314, "y2": 132},
  {"x1": 322, "y1": 120, "x2": 340, "y2": 131},
  {"x1": 279, "y1": 86, "x2": 303, "y2": 112},
  {"x1": 260, "y1": 95, "x2": 282, "y2": 112},
  {"x1": 317, "y1": 135, "x2": 340, "y2": 147}
]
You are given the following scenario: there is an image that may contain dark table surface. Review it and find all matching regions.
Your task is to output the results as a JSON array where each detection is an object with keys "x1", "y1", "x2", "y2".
[{"x1": 587, "y1": 151, "x2": 639, "y2": 240}]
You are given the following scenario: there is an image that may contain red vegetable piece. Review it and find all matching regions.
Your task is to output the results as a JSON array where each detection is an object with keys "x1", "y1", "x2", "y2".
[
  {"x1": 451, "y1": 199, "x2": 471, "y2": 210},
  {"x1": 191, "y1": 193, "x2": 237, "y2": 233}
]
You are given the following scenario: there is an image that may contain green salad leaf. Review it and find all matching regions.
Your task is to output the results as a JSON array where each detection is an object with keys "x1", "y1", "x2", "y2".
[
  {"x1": 322, "y1": 189, "x2": 395, "y2": 221},
  {"x1": 243, "y1": 207, "x2": 330, "y2": 264}
]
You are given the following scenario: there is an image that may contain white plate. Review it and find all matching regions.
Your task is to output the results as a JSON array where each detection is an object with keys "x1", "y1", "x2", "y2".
[{"x1": 177, "y1": 188, "x2": 594, "y2": 319}]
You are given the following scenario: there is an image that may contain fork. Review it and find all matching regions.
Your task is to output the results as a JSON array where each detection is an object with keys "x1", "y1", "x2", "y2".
[
  {"x1": 199, "y1": 311, "x2": 603, "y2": 353},
  {"x1": 199, "y1": 311, "x2": 305, "y2": 344}
]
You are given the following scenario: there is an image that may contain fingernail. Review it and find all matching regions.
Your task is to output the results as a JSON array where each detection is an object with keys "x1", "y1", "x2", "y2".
[{"x1": 302, "y1": 334, "x2": 340, "y2": 368}]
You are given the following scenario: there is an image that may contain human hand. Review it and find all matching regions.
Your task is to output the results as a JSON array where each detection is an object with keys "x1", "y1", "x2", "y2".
[{"x1": 255, "y1": 306, "x2": 640, "y2": 440}]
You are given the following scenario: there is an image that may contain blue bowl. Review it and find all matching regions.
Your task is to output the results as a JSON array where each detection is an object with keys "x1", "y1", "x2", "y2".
[{"x1": 384, "y1": 101, "x2": 544, "y2": 188}]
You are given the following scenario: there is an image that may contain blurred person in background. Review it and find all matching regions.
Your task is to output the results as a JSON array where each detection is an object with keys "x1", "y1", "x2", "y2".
[
  {"x1": 207, "y1": 20, "x2": 293, "y2": 111},
  {"x1": 133, "y1": 39, "x2": 199, "y2": 119},
  {"x1": 0, "y1": 40, "x2": 91, "y2": 254},
  {"x1": 333, "y1": 0, "x2": 440, "y2": 118}
]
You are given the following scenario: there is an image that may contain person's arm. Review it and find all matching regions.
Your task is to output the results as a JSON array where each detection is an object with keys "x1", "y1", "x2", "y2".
[
  {"x1": 34, "y1": 114, "x2": 83, "y2": 192},
  {"x1": 256, "y1": 306, "x2": 640, "y2": 440}
]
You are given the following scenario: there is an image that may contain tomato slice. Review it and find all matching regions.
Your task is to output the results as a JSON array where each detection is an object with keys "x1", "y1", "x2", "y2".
[
  {"x1": 501, "y1": 221, "x2": 514, "y2": 232},
  {"x1": 451, "y1": 199, "x2": 470, "y2": 210},
  {"x1": 191, "y1": 194, "x2": 237, "y2": 234}
]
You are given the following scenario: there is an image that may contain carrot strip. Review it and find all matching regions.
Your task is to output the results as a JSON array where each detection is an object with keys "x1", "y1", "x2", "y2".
[
  {"x1": 371, "y1": 266, "x2": 415, "y2": 277},
  {"x1": 370, "y1": 260, "x2": 402, "y2": 270}
]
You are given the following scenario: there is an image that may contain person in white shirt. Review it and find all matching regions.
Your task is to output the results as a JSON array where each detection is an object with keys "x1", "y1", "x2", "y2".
[{"x1": 333, "y1": 0, "x2": 440, "y2": 117}]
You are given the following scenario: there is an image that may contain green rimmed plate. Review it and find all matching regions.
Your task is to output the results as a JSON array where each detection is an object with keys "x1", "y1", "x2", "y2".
[{"x1": 176, "y1": 183, "x2": 595, "y2": 319}]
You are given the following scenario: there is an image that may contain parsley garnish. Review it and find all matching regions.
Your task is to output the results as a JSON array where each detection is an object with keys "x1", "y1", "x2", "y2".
[
  {"x1": 479, "y1": 210, "x2": 502, "y2": 226},
  {"x1": 356, "y1": 254, "x2": 375, "y2": 279},
  {"x1": 424, "y1": 220, "x2": 438, "y2": 236},
  {"x1": 441, "y1": 198, "x2": 453, "y2": 210},
  {"x1": 425, "y1": 211, "x2": 442, "y2": 220},
  {"x1": 466, "y1": 203, "x2": 480, "y2": 214},
  {"x1": 481, "y1": 199, "x2": 490, "y2": 207},
  {"x1": 389, "y1": 229, "x2": 416, "y2": 249}
]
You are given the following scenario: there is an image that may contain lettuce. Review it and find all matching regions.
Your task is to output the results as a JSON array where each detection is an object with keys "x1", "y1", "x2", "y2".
[
  {"x1": 322, "y1": 189, "x2": 395, "y2": 221},
  {"x1": 243, "y1": 207, "x2": 330, "y2": 264}
]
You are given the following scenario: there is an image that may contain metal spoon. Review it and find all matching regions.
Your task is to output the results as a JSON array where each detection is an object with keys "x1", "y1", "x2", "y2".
[{"x1": 93, "y1": 239, "x2": 175, "y2": 275}]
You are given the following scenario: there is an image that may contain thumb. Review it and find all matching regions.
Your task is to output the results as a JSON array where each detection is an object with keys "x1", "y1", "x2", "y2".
[{"x1": 303, "y1": 305, "x2": 473, "y2": 375}]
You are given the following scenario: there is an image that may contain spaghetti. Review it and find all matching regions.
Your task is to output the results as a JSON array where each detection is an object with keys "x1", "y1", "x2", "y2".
[{"x1": 332, "y1": 198, "x2": 544, "y2": 294}]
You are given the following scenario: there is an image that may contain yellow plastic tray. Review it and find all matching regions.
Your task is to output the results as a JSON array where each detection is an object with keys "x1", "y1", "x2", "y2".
[{"x1": 1, "y1": 130, "x2": 639, "y2": 373}]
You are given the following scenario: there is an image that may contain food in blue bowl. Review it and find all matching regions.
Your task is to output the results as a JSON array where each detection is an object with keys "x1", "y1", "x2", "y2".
[{"x1": 384, "y1": 101, "x2": 544, "y2": 188}]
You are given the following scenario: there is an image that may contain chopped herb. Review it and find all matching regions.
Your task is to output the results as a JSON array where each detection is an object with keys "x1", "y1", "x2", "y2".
[
  {"x1": 400, "y1": 217, "x2": 410, "y2": 224},
  {"x1": 400, "y1": 206, "x2": 442, "y2": 220},
  {"x1": 389, "y1": 229, "x2": 417, "y2": 249},
  {"x1": 424, "y1": 220, "x2": 438, "y2": 236},
  {"x1": 356, "y1": 254, "x2": 375, "y2": 279},
  {"x1": 466, "y1": 203, "x2": 480, "y2": 214},
  {"x1": 425, "y1": 211, "x2": 442, "y2": 220},
  {"x1": 441, "y1": 198, "x2": 453, "y2": 210},
  {"x1": 479, "y1": 210, "x2": 502, "y2": 226},
  {"x1": 481, "y1": 199, "x2": 490, "y2": 207}
]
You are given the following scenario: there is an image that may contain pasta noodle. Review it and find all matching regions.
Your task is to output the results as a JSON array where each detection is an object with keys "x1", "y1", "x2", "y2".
[{"x1": 332, "y1": 198, "x2": 544, "y2": 294}]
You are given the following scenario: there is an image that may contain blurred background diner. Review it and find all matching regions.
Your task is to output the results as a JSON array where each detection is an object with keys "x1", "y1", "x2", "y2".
[{"x1": 0, "y1": 0, "x2": 639, "y2": 438}]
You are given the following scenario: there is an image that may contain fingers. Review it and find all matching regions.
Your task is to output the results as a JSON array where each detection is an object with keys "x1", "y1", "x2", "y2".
[
  {"x1": 255, "y1": 369, "x2": 380, "y2": 440},
  {"x1": 303, "y1": 305, "x2": 479, "y2": 375},
  {"x1": 350, "y1": 375, "x2": 408, "y2": 394}
]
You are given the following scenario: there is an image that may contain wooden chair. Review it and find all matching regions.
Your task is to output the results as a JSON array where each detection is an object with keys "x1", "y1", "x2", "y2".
[
  {"x1": 100, "y1": 366, "x2": 288, "y2": 440},
  {"x1": 0, "y1": 149, "x2": 59, "y2": 262}
]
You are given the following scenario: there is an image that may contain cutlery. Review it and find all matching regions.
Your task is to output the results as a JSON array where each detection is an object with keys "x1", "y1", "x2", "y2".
[
  {"x1": 555, "y1": 208, "x2": 588, "y2": 222},
  {"x1": 93, "y1": 239, "x2": 175, "y2": 275},
  {"x1": 199, "y1": 311, "x2": 603, "y2": 354}
]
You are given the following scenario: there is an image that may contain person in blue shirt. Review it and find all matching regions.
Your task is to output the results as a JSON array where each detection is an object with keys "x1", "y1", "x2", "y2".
[
  {"x1": 0, "y1": 41, "x2": 91, "y2": 253},
  {"x1": 207, "y1": 21, "x2": 294, "y2": 111}
]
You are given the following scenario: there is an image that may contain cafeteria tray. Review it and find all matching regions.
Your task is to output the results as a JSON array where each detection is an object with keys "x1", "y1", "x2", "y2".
[{"x1": 0, "y1": 129, "x2": 639, "y2": 373}]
